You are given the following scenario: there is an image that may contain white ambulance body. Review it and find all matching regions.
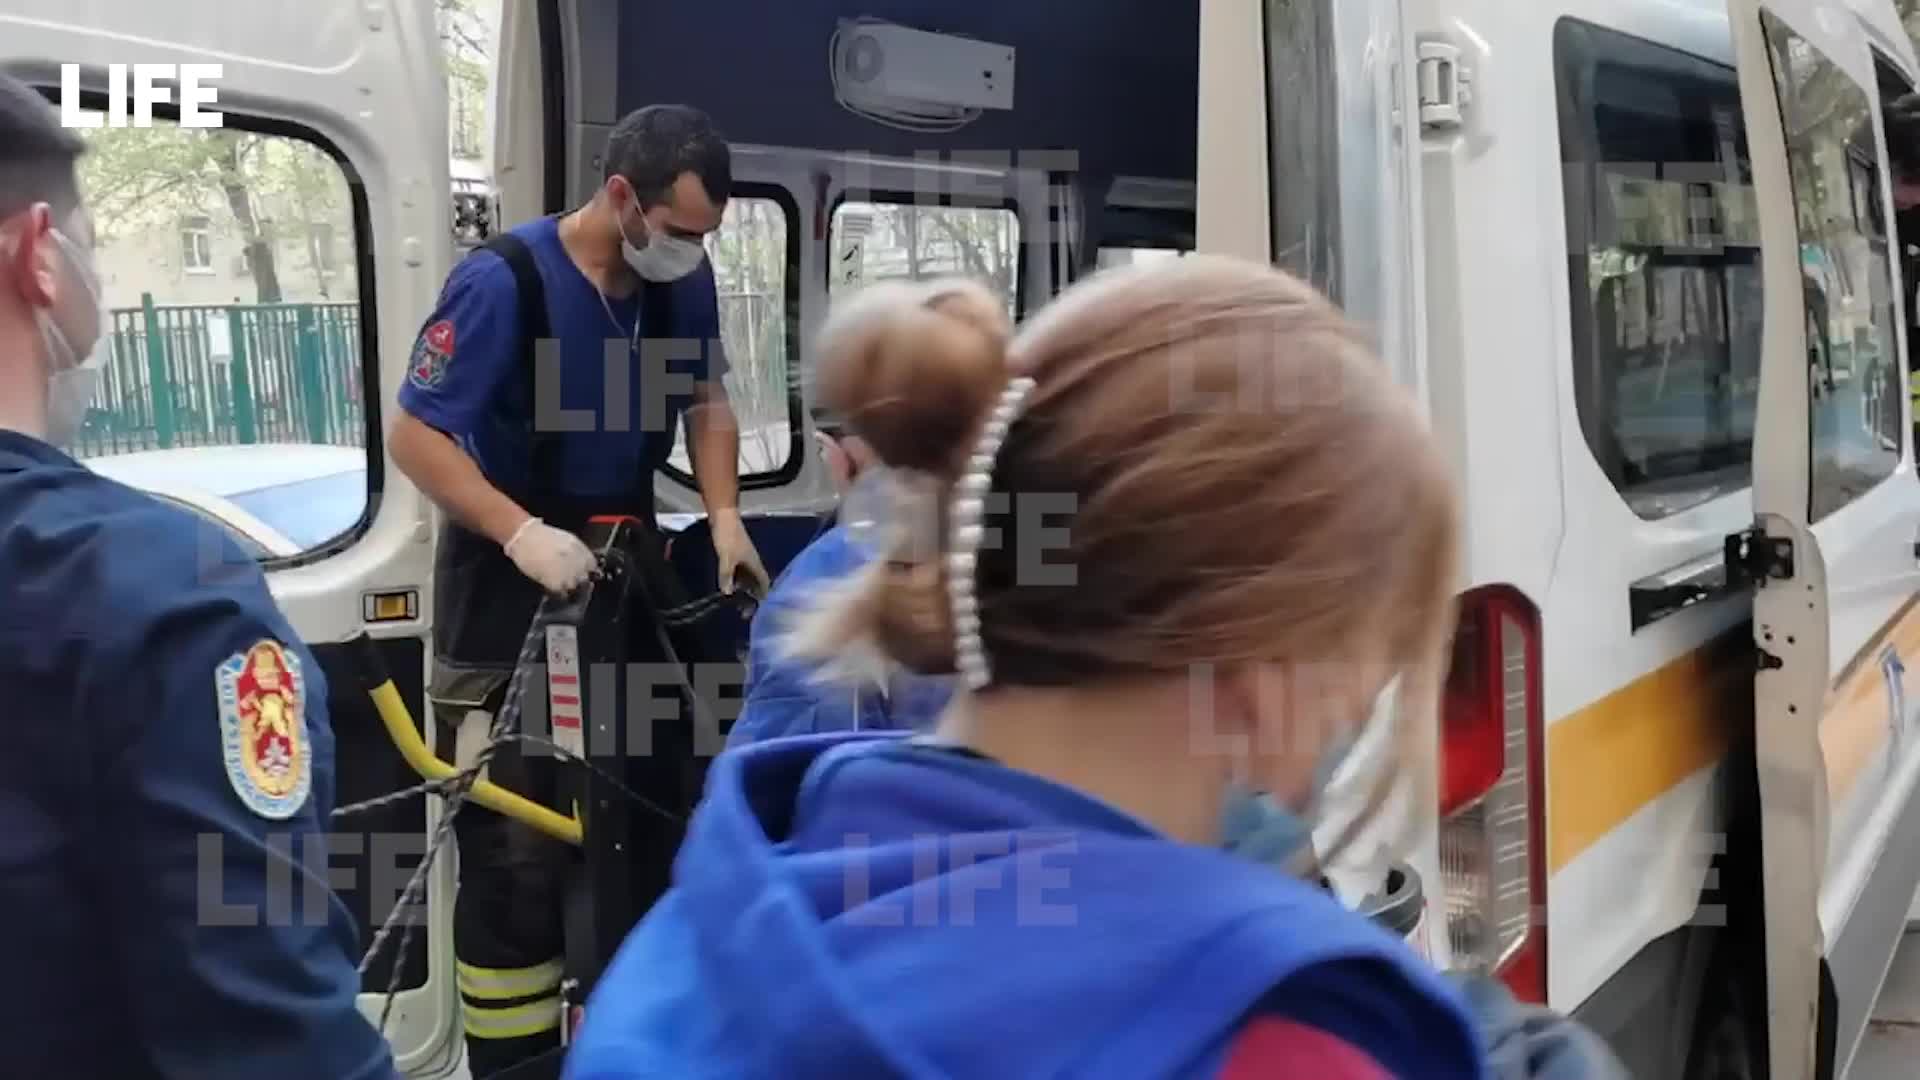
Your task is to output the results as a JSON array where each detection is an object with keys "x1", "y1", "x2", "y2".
[{"x1": 1203, "y1": 0, "x2": 1920, "y2": 1074}]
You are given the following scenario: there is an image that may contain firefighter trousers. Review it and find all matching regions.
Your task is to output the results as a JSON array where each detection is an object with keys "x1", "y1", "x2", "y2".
[{"x1": 439, "y1": 693, "x2": 571, "y2": 1078}]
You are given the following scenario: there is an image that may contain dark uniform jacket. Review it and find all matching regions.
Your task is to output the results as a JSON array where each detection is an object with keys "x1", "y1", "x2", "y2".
[{"x1": 0, "y1": 429, "x2": 395, "y2": 1079}]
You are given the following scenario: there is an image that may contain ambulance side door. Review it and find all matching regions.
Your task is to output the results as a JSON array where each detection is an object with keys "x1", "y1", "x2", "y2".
[
  {"x1": 1728, "y1": 0, "x2": 1920, "y2": 1074},
  {"x1": 0, "y1": 1, "x2": 462, "y2": 1072}
]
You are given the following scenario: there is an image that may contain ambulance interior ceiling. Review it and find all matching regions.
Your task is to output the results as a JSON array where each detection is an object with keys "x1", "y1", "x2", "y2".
[{"x1": 613, "y1": 1, "x2": 1202, "y2": 218}]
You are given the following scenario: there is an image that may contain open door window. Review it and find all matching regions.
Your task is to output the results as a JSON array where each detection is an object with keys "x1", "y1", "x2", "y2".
[{"x1": 1726, "y1": 1, "x2": 1920, "y2": 1074}]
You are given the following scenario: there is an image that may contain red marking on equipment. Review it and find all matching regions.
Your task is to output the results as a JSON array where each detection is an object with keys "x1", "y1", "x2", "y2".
[
  {"x1": 550, "y1": 673, "x2": 578, "y2": 685},
  {"x1": 551, "y1": 694, "x2": 581, "y2": 707}
]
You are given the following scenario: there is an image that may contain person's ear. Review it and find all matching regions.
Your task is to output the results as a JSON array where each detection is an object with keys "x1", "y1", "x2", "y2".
[
  {"x1": 608, "y1": 177, "x2": 647, "y2": 228},
  {"x1": 5, "y1": 205, "x2": 60, "y2": 311},
  {"x1": 1189, "y1": 662, "x2": 1260, "y2": 769},
  {"x1": 843, "y1": 433, "x2": 879, "y2": 474},
  {"x1": 822, "y1": 436, "x2": 856, "y2": 489}
]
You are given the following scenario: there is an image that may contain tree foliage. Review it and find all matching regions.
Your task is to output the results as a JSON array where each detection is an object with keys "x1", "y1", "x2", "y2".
[
  {"x1": 438, "y1": 0, "x2": 492, "y2": 160},
  {"x1": 73, "y1": 0, "x2": 487, "y2": 305},
  {"x1": 77, "y1": 123, "x2": 350, "y2": 303}
]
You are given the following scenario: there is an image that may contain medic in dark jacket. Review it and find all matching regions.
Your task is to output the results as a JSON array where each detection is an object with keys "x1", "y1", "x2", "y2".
[
  {"x1": 565, "y1": 266, "x2": 1627, "y2": 1078},
  {"x1": 0, "y1": 73, "x2": 394, "y2": 1080}
]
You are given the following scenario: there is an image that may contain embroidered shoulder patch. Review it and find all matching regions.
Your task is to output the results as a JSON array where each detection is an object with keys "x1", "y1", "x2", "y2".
[
  {"x1": 216, "y1": 639, "x2": 312, "y2": 820},
  {"x1": 408, "y1": 319, "x2": 456, "y2": 390}
]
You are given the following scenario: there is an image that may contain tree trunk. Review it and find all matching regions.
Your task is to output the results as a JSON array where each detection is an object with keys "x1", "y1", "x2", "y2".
[
  {"x1": 928, "y1": 212, "x2": 992, "y2": 279},
  {"x1": 304, "y1": 227, "x2": 331, "y2": 300},
  {"x1": 903, "y1": 207, "x2": 923, "y2": 277},
  {"x1": 216, "y1": 135, "x2": 282, "y2": 303}
]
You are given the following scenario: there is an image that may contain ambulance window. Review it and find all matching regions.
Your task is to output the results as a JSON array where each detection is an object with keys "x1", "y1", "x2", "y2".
[
  {"x1": 1554, "y1": 20, "x2": 1760, "y2": 520},
  {"x1": 664, "y1": 192, "x2": 798, "y2": 483},
  {"x1": 829, "y1": 200, "x2": 1023, "y2": 318},
  {"x1": 1761, "y1": 15, "x2": 1904, "y2": 521},
  {"x1": 1095, "y1": 247, "x2": 1191, "y2": 270},
  {"x1": 63, "y1": 106, "x2": 373, "y2": 562}
]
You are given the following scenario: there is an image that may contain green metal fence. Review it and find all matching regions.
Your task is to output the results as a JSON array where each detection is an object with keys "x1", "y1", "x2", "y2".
[{"x1": 74, "y1": 295, "x2": 365, "y2": 459}]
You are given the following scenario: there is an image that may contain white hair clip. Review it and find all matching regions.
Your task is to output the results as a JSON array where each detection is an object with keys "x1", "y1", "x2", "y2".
[{"x1": 947, "y1": 375, "x2": 1038, "y2": 690}]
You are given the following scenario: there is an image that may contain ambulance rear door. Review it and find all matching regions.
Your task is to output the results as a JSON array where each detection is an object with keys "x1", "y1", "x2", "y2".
[
  {"x1": 1727, "y1": 0, "x2": 1920, "y2": 1074},
  {"x1": 0, "y1": 1, "x2": 461, "y2": 1071}
]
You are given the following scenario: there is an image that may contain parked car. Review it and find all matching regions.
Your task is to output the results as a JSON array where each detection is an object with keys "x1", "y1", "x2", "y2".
[{"x1": 83, "y1": 443, "x2": 369, "y2": 560}]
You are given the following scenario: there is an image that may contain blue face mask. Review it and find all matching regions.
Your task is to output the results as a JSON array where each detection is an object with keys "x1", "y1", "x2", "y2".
[
  {"x1": 1218, "y1": 785, "x2": 1314, "y2": 869},
  {"x1": 1218, "y1": 725, "x2": 1365, "y2": 870}
]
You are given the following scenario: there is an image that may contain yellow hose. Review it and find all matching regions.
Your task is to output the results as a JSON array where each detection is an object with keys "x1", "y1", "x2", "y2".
[{"x1": 366, "y1": 679, "x2": 583, "y2": 846}]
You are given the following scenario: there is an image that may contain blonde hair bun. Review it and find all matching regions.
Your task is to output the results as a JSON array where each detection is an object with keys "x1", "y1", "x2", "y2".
[{"x1": 811, "y1": 278, "x2": 1013, "y2": 474}]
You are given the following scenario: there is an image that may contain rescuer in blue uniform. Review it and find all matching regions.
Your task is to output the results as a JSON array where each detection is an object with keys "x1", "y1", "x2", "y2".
[
  {"x1": 0, "y1": 74, "x2": 396, "y2": 1080},
  {"x1": 389, "y1": 104, "x2": 767, "y2": 1073}
]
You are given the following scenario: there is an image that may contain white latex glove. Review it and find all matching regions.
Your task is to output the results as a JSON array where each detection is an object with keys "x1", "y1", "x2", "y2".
[
  {"x1": 710, "y1": 510, "x2": 770, "y2": 597},
  {"x1": 503, "y1": 517, "x2": 597, "y2": 594}
]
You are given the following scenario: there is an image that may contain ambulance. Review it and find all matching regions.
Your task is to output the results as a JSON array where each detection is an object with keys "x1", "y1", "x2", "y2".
[{"x1": 7, "y1": 0, "x2": 1920, "y2": 1076}]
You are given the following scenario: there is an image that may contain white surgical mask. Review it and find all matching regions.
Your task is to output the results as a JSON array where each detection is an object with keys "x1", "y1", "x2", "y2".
[
  {"x1": 617, "y1": 207, "x2": 706, "y2": 283},
  {"x1": 36, "y1": 228, "x2": 108, "y2": 448}
]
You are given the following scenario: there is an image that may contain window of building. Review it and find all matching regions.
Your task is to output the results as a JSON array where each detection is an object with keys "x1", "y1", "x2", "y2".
[
  {"x1": 663, "y1": 193, "x2": 798, "y2": 482},
  {"x1": 1762, "y1": 14, "x2": 1904, "y2": 521},
  {"x1": 70, "y1": 109, "x2": 372, "y2": 563},
  {"x1": 829, "y1": 200, "x2": 1022, "y2": 317},
  {"x1": 1555, "y1": 20, "x2": 1762, "y2": 520},
  {"x1": 181, "y1": 216, "x2": 214, "y2": 275}
]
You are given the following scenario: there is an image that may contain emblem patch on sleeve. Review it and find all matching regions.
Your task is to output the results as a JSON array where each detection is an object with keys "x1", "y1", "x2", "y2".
[
  {"x1": 216, "y1": 640, "x2": 312, "y2": 820},
  {"x1": 408, "y1": 319, "x2": 456, "y2": 390}
]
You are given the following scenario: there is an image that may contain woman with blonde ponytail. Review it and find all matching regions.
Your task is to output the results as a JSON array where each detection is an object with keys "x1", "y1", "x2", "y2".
[{"x1": 564, "y1": 257, "x2": 1618, "y2": 1079}]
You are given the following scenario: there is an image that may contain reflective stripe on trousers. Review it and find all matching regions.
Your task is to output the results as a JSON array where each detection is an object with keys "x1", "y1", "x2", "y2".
[{"x1": 458, "y1": 958, "x2": 563, "y2": 1041}]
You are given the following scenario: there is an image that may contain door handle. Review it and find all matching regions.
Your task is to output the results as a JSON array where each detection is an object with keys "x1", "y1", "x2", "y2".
[{"x1": 1628, "y1": 542, "x2": 1759, "y2": 632}]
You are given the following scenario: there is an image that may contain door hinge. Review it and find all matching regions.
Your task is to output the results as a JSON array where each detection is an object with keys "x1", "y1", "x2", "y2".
[
  {"x1": 1724, "y1": 526, "x2": 1795, "y2": 590},
  {"x1": 1417, "y1": 40, "x2": 1473, "y2": 131}
]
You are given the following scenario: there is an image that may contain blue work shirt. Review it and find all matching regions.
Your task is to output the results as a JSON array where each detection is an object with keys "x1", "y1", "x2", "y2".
[
  {"x1": 397, "y1": 215, "x2": 727, "y2": 498},
  {"x1": 0, "y1": 430, "x2": 396, "y2": 1080},
  {"x1": 731, "y1": 522, "x2": 953, "y2": 745},
  {"x1": 563, "y1": 733, "x2": 1488, "y2": 1079}
]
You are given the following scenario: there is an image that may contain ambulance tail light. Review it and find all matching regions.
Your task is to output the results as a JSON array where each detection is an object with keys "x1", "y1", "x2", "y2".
[{"x1": 1438, "y1": 585, "x2": 1547, "y2": 1004}]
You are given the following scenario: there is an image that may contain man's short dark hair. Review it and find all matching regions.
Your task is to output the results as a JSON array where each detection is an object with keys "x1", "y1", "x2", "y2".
[
  {"x1": 0, "y1": 74, "x2": 86, "y2": 221},
  {"x1": 604, "y1": 104, "x2": 731, "y2": 209}
]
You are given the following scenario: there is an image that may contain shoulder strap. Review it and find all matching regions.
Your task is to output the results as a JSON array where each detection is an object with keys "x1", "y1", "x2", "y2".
[
  {"x1": 640, "y1": 279, "x2": 674, "y2": 337},
  {"x1": 478, "y1": 232, "x2": 560, "y2": 492},
  {"x1": 638, "y1": 280, "x2": 682, "y2": 472}
]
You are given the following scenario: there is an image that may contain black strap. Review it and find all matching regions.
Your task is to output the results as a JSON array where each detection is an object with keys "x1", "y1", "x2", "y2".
[
  {"x1": 638, "y1": 277, "x2": 678, "y2": 473},
  {"x1": 479, "y1": 232, "x2": 560, "y2": 492}
]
